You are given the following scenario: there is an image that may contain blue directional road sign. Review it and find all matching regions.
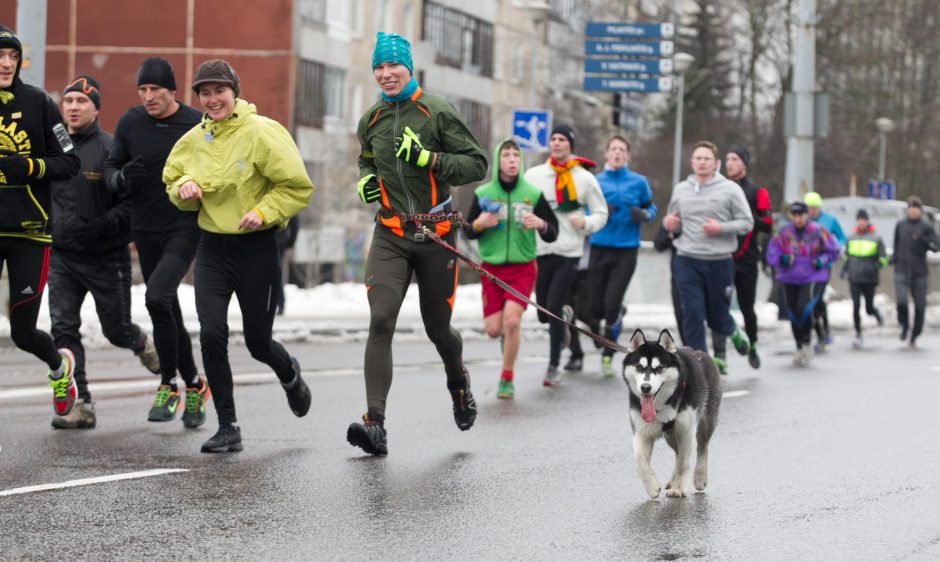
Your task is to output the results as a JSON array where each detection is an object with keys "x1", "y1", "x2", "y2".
[
  {"x1": 512, "y1": 109, "x2": 551, "y2": 151},
  {"x1": 584, "y1": 58, "x2": 673, "y2": 75},
  {"x1": 585, "y1": 22, "x2": 675, "y2": 39},
  {"x1": 868, "y1": 179, "x2": 895, "y2": 200},
  {"x1": 585, "y1": 40, "x2": 674, "y2": 57},
  {"x1": 584, "y1": 77, "x2": 673, "y2": 93}
]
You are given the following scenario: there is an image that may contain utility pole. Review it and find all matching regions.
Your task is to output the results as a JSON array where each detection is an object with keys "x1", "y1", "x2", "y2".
[
  {"x1": 16, "y1": 0, "x2": 48, "y2": 88},
  {"x1": 783, "y1": 0, "x2": 816, "y2": 203}
]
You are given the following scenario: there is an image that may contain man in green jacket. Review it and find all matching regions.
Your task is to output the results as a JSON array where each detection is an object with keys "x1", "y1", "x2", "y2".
[
  {"x1": 464, "y1": 139, "x2": 558, "y2": 399},
  {"x1": 347, "y1": 32, "x2": 487, "y2": 456}
]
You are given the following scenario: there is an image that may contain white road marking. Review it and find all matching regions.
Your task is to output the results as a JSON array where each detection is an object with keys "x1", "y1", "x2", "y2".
[
  {"x1": 0, "y1": 468, "x2": 189, "y2": 497},
  {"x1": 722, "y1": 390, "x2": 750, "y2": 399},
  {"x1": 0, "y1": 368, "x2": 372, "y2": 401}
]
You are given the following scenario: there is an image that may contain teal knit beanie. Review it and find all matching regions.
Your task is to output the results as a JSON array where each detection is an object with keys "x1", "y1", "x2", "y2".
[{"x1": 372, "y1": 32, "x2": 413, "y2": 74}]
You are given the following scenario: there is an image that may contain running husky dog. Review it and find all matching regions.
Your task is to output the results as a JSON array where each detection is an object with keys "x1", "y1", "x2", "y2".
[{"x1": 622, "y1": 329, "x2": 722, "y2": 499}]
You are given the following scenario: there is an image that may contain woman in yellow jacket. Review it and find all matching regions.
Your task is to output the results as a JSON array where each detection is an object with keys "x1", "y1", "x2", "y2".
[{"x1": 164, "y1": 60, "x2": 314, "y2": 453}]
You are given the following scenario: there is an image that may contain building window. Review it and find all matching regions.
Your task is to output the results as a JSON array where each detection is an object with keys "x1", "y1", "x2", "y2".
[
  {"x1": 423, "y1": 1, "x2": 494, "y2": 78},
  {"x1": 299, "y1": 0, "x2": 326, "y2": 23},
  {"x1": 454, "y1": 97, "x2": 491, "y2": 151},
  {"x1": 296, "y1": 60, "x2": 346, "y2": 128}
]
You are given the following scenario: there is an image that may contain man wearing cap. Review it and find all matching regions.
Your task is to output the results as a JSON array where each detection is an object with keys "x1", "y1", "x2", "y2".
[
  {"x1": 804, "y1": 191, "x2": 846, "y2": 351},
  {"x1": 842, "y1": 208, "x2": 886, "y2": 348},
  {"x1": 347, "y1": 32, "x2": 487, "y2": 456},
  {"x1": 767, "y1": 201, "x2": 841, "y2": 366},
  {"x1": 47, "y1": 75, "x2": 163, "y2": 429},
  {"x1": 103, "y1": 57, "x2": 207, "y2": 426},
  {"x1": 0, "y1": 24, "x2": 82, "y2": 418},
  {"x1": 663, "y1": 141, "x2": 753, "y2": 363},
  {"x1": 891, "y1": 196, "x2": 938, "y2": 348},
  {"x1": 526, "y1": 124, "x2": 608, "y2": 387},
  {"x1": 713, "y1": 144, "x2": 773, "y2": 370}
]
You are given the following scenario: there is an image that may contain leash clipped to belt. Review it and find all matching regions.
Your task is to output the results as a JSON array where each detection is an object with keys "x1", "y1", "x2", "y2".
[{"x1": 393, "y1": 209, "x2": 630, "y2": 355}]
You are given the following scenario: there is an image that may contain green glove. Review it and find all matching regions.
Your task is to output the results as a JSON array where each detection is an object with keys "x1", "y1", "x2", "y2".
[
  {"x1": 357, "y1": 174, "x2": 381, "y2": 204},
  {"x1": 395, "y1": 126, "x2": 433, "y2": 168}
]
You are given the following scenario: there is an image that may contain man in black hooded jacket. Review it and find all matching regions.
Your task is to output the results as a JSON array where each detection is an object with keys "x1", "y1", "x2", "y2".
[{"x1": 0, "y1": 24, "x2": 81, "y2": 418}]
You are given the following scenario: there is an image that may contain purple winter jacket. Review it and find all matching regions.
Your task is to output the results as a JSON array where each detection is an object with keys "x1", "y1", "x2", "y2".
[{"x1": 767, "y1": 221, "x2": 842, "y2": 284}]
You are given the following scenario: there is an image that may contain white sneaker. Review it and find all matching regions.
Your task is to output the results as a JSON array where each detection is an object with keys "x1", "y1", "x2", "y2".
[{"x1": 852, "y1": 336, "x2": 863, "y2": 349}]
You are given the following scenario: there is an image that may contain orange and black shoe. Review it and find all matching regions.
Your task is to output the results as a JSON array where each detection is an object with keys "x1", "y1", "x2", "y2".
[
  {"x1": 48, "y1": 348, "x2": 78, "y2": 416},
  {"x1": 182, "y1": 378, "x2": 210, "y2": 429},
  {"x1": 147, "y1": 384, "x2": 181, "y2": 422},
  {"x1": 347, "y1": 411, "x2": 388, "y2": 456}
]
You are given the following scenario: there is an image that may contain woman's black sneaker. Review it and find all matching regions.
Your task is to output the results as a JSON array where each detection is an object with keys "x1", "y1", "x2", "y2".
[
  {"x1": 200, "y1": 425, "x2": 243, "y2": 453},
  {"x1": 282, "y1": 357, "x2": 311, "y2": 417},
  {"x1": 347, "y1": 413, "x2": 388, "y2": 456},
  {"x1": 449, "y1": 370, "x2": 477, "y2": 431}
]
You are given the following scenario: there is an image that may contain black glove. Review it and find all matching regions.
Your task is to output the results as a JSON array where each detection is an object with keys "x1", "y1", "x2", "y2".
[
  {"x1": 120, "y1": 155, "x2": 146, "y2": 188},
  {"x1": 630, "y1": 206, "x2": 647, "y2": 224},
  {"x1": 72, "y1": 218, "x2": 109, "y2": 245},
  {"x1": 0, "y1": 150, "x2": 33, "y2": 185}
]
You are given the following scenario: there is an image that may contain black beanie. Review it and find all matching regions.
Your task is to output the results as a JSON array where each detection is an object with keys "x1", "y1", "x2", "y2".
[
  {"x1": 856, "y1": 208, "x2": 869, "y2": 221},
  {"x1": 0, "y1": 24, "x2": 23, "y2": 85},
  {"x1": 63, "y1": 74, "x2": 101, "y2": 109},
  {"x1": 551, "y1": 124, "x2": 576, "y2": 150},
  {"x1": 136, "y1": 57, "x2": 177, "y2": 90},
  {"x1": 728, "y1": 144, "x2": 751, "y2": 168}
]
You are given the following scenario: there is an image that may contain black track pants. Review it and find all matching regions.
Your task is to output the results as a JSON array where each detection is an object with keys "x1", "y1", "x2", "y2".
[
  {"x1": 589, "y1": 246, "x2": 637, "y2": 357},
  {"x1": 49, "y1": 248, "x2": 144, "y2": 401},
  {"x1": 363, "y1": 226, "x2": 464, "y2": 416},
  {"x1": 535, "y1": 254, "x2": 579, "y2": 367},
  {"x1": 0, "y1": 239, "x2": 60, "y2": 369},
  {"x1": 850, "y1": 282, "x2": 881, "y2": 335},
  {"x1": 133, "y1": 229, "x2": 200, "y2": 385}
]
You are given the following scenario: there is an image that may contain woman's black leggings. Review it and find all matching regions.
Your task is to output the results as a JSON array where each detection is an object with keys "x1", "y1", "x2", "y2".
[{"x1": 195, "y1": 229, "x2": 295, "y2": 425}]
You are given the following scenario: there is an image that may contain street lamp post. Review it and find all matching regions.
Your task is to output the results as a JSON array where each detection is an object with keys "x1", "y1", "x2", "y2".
[
  {"x1": 671, "y1": 53, "x2": 695, "y2": 188},
  {"x1": 875, "y1": 117, "x2": 895, "y2": 182}
]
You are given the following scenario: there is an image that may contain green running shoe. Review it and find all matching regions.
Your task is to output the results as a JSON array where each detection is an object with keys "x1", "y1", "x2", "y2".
[
  {"x1": 497, "y1": 379, "x2": 515, "y2": 399},
  {"x1": 601, "y1": 355, "x2": 615, "y2": 378},
  {"x1": 730, "y1": 329, "x2": 749, "y2": 356},
  {"x1": 713, "y1": 356, "x2": 728, "y2": 376},
  {"x1": 148, "y1": 384, "x2": 181, "y2": 422},
  {"x1": 182, "y1": 378, "x2": 210, "y2": 429}
]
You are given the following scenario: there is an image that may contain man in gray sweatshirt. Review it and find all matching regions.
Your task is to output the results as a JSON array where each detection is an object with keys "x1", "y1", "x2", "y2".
[{"x1": 663, "y1": 140, "x2": 754, "y2": 359}]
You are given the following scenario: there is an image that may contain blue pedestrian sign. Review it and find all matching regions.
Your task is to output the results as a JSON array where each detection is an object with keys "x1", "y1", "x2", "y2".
[{"x1": 511, "y1": 109, "x2": 551, "y2": 152}]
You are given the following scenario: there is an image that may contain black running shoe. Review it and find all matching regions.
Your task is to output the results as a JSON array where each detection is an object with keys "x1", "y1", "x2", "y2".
[
  {"x1": 563, "y1": 356, "x2": 583, "y2": 372},
  {"x1": 449, "y1": 370, "x2": 477, "y2": 431},
  {"x1": 200, "y1": 425, "x2": 243, "y2": 453},
  {"x1": 282, "y1": 357, "x2": 311, "y2": 417},
  {"x1": 347, "y1": 413, "x2": 388, "y2": 456}
]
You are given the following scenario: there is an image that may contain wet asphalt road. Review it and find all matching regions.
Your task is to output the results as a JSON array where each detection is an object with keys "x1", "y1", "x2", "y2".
[{"x1": 2, "y1": 332, "x2": 940, "y2": 561}]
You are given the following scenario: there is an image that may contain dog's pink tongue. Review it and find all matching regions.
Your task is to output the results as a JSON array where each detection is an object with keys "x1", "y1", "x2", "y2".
[{"x1": 641, "y1": 395, "x2": 657, "y2": 422}]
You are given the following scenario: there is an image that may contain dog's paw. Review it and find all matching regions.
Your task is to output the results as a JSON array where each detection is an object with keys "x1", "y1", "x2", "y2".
[
  {"x1": 645, "y1": 482, "x2": 662, "y2": 499},
  {"x1": 665, "y1": 487, "x2": 687, "y2": 498},
  {"x1": 694, "y1": 474, "x2": 708, "y2": 491}
]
